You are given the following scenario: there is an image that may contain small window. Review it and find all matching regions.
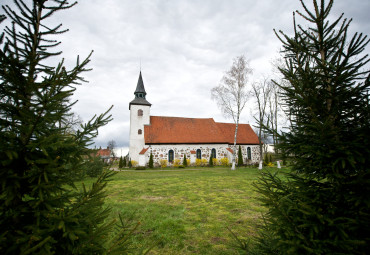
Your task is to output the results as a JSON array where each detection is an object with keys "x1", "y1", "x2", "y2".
[
  {"x1": 138, "y1": 129, "x2": 142, "y2": 135},
  {"x1": 247, "y1": 147, "x2": 251, "y2": 160},
  {"x1": 196, "y1": 149, "x2": 201, "y2": 159},
  {"x1": 211, "y1": 148, "x2": 216, "y2": 158},
  {"x1": 168, "y1": 150, "x2": 174, "y2": 163},
  {"x1": 138, "y1": 109, "x2": 143, "y2": 116}
]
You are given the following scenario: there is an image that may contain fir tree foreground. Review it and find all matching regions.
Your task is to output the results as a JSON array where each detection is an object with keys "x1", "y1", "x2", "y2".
[
  {"x1": 250, "y1": 0, "x2": 370, "y2": 254},
  {"x1": 0, "y1": 1, "x2": 138, "y2": 254}
]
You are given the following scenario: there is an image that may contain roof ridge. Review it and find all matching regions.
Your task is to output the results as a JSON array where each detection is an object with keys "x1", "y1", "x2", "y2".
[{"x1": 151, "y1": 115, "x2": 215, "y2": 120}]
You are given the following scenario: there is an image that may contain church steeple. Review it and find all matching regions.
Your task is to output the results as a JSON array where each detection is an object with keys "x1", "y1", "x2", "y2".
[
  {"x1": 134, "y1": 71, "x2": 147, "y2": 98},
  {"x1": 129, "y1": 71, "x2": 151, "y2": 110}
]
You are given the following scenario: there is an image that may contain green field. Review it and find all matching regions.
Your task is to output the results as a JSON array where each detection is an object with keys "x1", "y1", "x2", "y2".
[{"x1": 80, "y1": 167, "x2": 285, "y2": 254}]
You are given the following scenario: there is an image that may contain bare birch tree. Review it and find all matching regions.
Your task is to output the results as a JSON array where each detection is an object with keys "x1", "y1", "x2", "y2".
[
  {"x1": 251, "y1": 76, "x2": 271, "y2": 162},
  {"x1": 268, "y1": 83, "x2": 280, "y2": 153},
  {"x1": 107, "y1": 140, "x2": 117, "y2": 157},
  {"x1": 211, "y1": 55, "x2": 252, "y2": 170}
]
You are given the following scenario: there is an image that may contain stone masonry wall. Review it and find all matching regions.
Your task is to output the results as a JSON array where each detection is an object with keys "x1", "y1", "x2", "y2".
[{"x1": 145, "y1": 144, "x2": 259, "y2": 166}]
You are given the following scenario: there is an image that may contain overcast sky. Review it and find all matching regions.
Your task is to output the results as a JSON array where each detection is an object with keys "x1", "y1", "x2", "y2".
[{"x1": 2, "y1": 0, "x2": 370, "y2": 152}]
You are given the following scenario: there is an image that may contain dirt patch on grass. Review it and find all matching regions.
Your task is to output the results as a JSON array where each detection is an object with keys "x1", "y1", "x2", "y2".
[
  {"x1": 140, "y1": 195, "x2": 166, "y2": 201},
  {"x1": 210, "y1": 236, "x2": 227, "y2": 244}
]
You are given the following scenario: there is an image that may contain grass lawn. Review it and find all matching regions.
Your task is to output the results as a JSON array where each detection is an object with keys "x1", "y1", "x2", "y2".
[{"x1": 80, "y1": 167, "x2": 288, "y2": 254}]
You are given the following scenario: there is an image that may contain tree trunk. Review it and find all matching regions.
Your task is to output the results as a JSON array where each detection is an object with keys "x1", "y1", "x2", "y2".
[{"x1": 231, "y1": 117, "x2": 239, "y2": 170}]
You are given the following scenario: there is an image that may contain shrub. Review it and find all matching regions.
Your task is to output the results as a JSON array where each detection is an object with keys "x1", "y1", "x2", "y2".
[
  {"x1": 201, "y1": 158, "x2": 208, "y2": 166},
  {"x1": 186, "y1": 158, "x2": 191, "y2": 166},
  {"x1": 212, "y1": 158, "x2": 219, "y2": 166},
  {"x1": 84, "y1": 156, "x2": 105, "y2": 177},
  {"x1": 131, "y1": 160, "x2": 138, "y2": 167},
  {"x1": 122, "y1": 157, "x2": 127, "y2": 167},
  {"x1": 135, "y1": 167, "x2": 146, "y2": 170},
  {"x1": 173, "y1": 158, "x2": 181, "y2": 167},
  {"x1": 220, "y1": 157, "x2": 229, "y2": 166},
  {"x1": 195, "y1": 158, "x2": 202, "y2": 166},
  {"x1": 160, "y1": 159, "x2": 168, "y2": 168},
  {"x1": 178, "y1": 165, "x2": 185, "y2": 169}
]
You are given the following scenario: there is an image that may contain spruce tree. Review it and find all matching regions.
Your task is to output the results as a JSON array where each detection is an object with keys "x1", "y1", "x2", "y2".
[
  {"x1": 123, "y1": 156, "x2": 127, "y2": 167},
  {"x1": 119, "y1": 156, "x2": 123, "y2": 169},
  {"x1": 252, "y1": 0, "x2": 370, "y2": 254},
  {"x1": 148, "y1": 152, "x2": 154, "y2": 168},
  {"x1": 237, "y1": 145, "x2": 243, "y2": 166},
  {"x1": 209, "y1": 155, "x2": 213, "y2": 167},
  {"x1": 264, "y1": 153, "x2": 268, "y2": 166},
  {"x1": 183, "y1": 154, "x2": 187, "y2": 167},
  {"x1": 0, "y1": 1, "x2": 137, "y2": 254}
]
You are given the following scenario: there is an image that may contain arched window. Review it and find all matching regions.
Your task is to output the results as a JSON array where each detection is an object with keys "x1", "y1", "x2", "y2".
[
  {"x1": 196, "y1": 149, "x2": 201, "y2": 159},
  {"x1": 168, "y1": 150, "x2": 174, "y2": 163},
  {"x1": 138, "y1": 129, "x2": 142, "y2": 135},
  {"x1": 211, "y1": 148, "x2": 216, "y2": 158},
  {"x1": 247, "y1": 147, "x2": 251, "y2": 160},
  {"x1": 138, "y1": 109, "x2": 143, "y2": 116}
]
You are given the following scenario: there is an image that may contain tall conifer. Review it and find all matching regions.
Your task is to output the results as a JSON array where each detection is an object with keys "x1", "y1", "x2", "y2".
[
  {"x1": 149, "y1": 152, "x2": 154, "y2": 168},
  {"x1": 119, "y1": 156, "x2": 124, "y2": 169},
  {"x1": 183, "y1": 154, "x2": 187, "y2": 167},
  {"x1": 0, "y1": 1, "x2": 136, "y2": 253},
  {"x1": 252, "y1": 1, "x2": 370, "y2": 254},
  {"x1": 237, "y1": 145, "x2": 243, "y2": 166}
]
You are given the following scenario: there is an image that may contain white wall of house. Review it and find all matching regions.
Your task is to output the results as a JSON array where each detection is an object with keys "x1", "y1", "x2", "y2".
[
  {"x1": 139, "y1": 144, "x2": 259, "y2": 166},
  {"x1": 129, "y1": 104, "x2": 150, "y2": 162}
]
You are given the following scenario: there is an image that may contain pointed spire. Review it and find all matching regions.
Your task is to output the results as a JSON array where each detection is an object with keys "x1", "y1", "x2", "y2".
[
  {"x1": 134, "y1": 71, "x2": 146, "y2": 95},
  {"x1": 129, "y1": 71, "x2": 151, "y2": 110}
]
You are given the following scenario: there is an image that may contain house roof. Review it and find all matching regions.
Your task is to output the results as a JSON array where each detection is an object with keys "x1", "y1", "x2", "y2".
[
  {"x1": 139, "y1": 147, "x2": 149, "y2": 155},
  {"x1": 226, "y1": 148, "x2": 234, "y2": 153},
  {"x1": 144, "y1": 116, "x2": 259, "y2": 145},
  {"x1": 97, "y1": 148, "x2": 111, "y2": 157},
  {"x1": 216, "y1": 122, "x2": 260, "y2": 144}
]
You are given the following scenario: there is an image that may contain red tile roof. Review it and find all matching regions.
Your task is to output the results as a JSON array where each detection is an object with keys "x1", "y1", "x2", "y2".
[
  {"x1": 139, "y1": 147, "x2": 149, "y2": 155},
  {"x1": 216, "y1": 122, "x2": 260, "y2": 144},
  {"x1": 144, "y1": 116, "x2": 259, "y2": 145},
  {"x1": 97, "y1": 148, "x2": 111, "y2": 157},
  {"x1": 226, "y1": 148, "x2": 234, "y2": 153}
]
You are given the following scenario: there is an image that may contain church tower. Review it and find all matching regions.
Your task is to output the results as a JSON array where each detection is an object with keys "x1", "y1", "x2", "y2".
[{"x1": 129, "y1": 71, "x2": 151, "y2": 162}]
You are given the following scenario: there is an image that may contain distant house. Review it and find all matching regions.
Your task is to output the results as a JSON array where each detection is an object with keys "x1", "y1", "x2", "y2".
[
  {"x1": 129, "y1": 71, "x2": 260, "y2": 167},
  {"x1": 96, "y1": 147, "x2": 112, "y2": 163}
]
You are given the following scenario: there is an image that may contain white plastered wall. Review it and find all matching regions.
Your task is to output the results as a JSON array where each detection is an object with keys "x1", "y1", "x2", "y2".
[{"x1": 128, "y1": 104, "x2": 150, "y2": 162}]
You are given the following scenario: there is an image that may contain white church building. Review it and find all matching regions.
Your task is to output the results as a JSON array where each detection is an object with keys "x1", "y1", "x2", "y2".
[{"x1": 129, "y1": 72, "x2": 260, "y2": 166}]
